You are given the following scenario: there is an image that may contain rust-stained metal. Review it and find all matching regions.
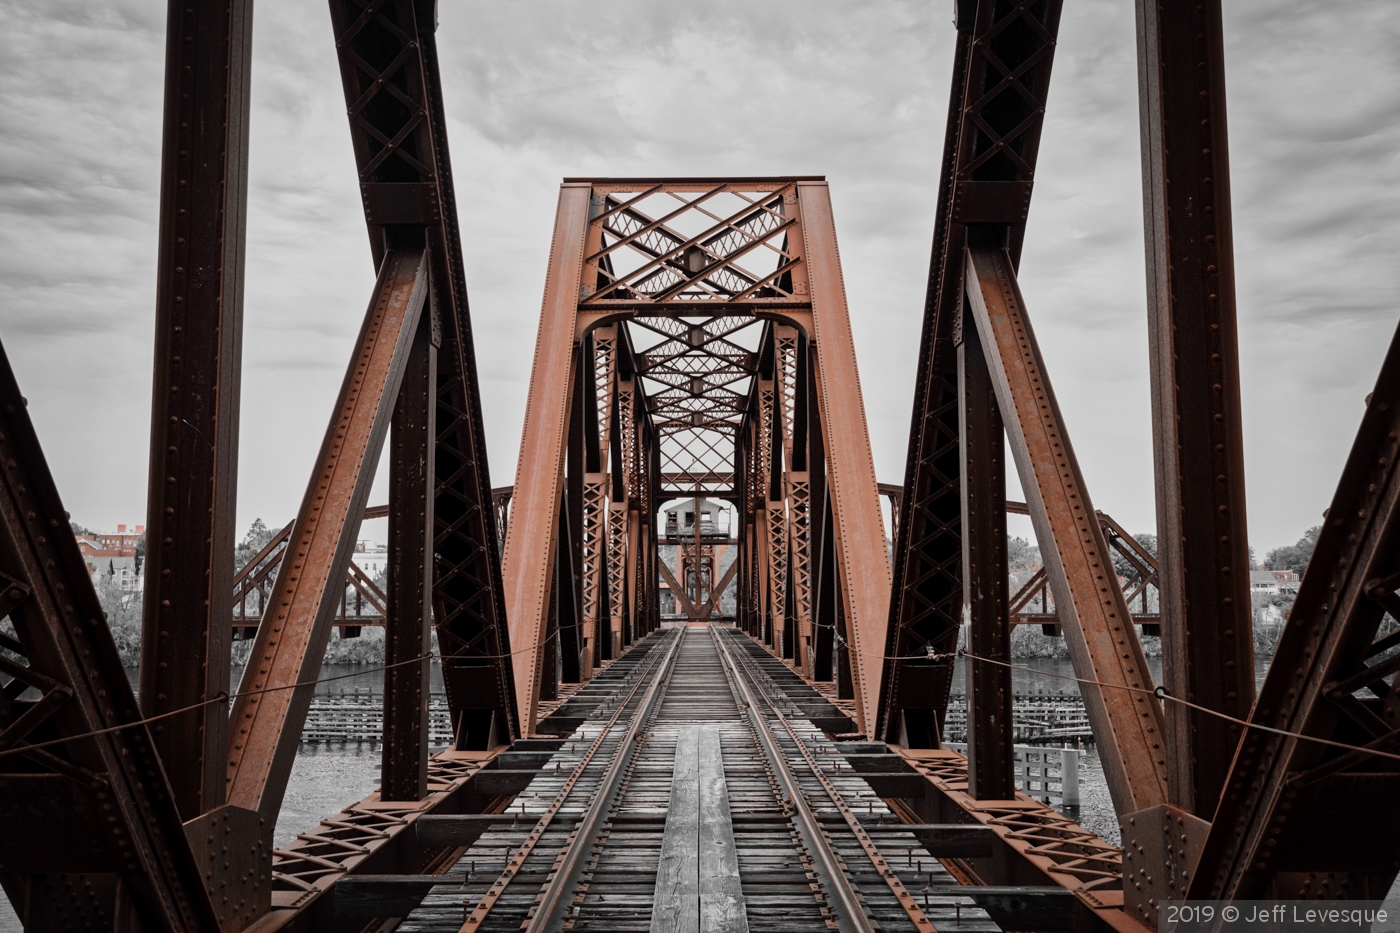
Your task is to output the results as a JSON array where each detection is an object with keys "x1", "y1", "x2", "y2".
[
  {"x1": 798, "y1": 180, "x2": 891, "y2": 738},
  {"x1": 1136, "y1": 0, "x2": 1256, "y2": 826},
  {"x1": 0, "y1": 341, "x2": 222, "y2": 932},
  {"x1": 329, "y1": 0, "x2": 518, "y2": 752},
  {"x1": 226, "y1": 248, "x2": 429, "y2": 819},
  {"x1": 140, "y1": 0, "x2": 253, "y2": 823},
  {"x1": 502, "y1": 183, "x2": 592, "y2": 735},
  {"x1": 1188, "y1": 324, "x2": 1400, "y2": 903},
  {"x1": 959, "y1": 306, "x2": 1014, "y2": 799},
  {"x1": 881, "y1": 0, "x2": 1064, "y2": 747},
  {"x1": 965, "y1": 245, "x2": 1168, "y2": 817},
  {"x1": 9, "y1": 0, "x2": 1398, "y2": 923},
  {"x1": 382, "y1": 311, "x2": 436, "y2": 801},
  {"x1": 506, "y1": 178, "x2": 886, "y2": 737}
]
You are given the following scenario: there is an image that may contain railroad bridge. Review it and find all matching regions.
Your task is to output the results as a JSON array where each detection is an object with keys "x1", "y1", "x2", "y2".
[{"x1": 2, "y1": 1, "x2": 1399, "y2": 931}]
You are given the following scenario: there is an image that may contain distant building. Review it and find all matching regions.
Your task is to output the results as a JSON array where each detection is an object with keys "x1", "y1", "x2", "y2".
[
  {"x1": 76, "y1": 523, "x2": 145, "y2": 592},
  {"x1": 352, "y1": 539, "x2": 388, "y2": 580},
  {"x1": 1251, "y1": 569, "x2": 1289, "y2": 596},
  {"x1": 663, "y1": 498, "x2": 731, "y2": 540},
  {"x1": 1269, "y1": 568, "x2": 1299, "y2": 594}
]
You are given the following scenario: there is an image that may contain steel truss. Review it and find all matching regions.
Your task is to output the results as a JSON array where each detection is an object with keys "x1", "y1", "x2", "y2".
[
  {"x1": 503, "y1": 178, "x2": 891, "y2": 736},
  {"x1": 882, "y1": 0, "x2": 1400, "y2": 929},
  {"x1": 1, "y1": 0, "x2": 1395, "y2": 929},
  {"x1": 0, "y1": 0, "x2": 516, "y2": 929}
]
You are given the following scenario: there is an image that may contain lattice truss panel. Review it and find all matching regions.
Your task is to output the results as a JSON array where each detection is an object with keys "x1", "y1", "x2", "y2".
[
  {"x1": 584, "y1": 184, "x2": 800, "y2": 493},
  {"x1": 571, "y1": 182, "x2": 821, "y2": 648},
  {"x1": 585, "y1": 184, "x2": 800, "y2": 305}
]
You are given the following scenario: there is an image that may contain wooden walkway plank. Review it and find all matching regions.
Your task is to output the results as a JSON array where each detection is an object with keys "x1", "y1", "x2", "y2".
[
  {"x1": 652, "y1": 727, "x2": 701, "y2": 933},
  {"x1": 699, "y1": 725, "x2": 749, "y2": 933}
]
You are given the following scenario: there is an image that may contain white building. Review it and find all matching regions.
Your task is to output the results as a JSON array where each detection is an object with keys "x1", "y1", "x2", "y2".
[{"x1": 352, "y1": 539, "x2": 388, "y2": 580}]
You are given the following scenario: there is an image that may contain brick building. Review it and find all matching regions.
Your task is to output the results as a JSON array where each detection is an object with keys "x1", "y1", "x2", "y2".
[{"x1": 76, "y1": 523, "x2": 144, "y2": 592}]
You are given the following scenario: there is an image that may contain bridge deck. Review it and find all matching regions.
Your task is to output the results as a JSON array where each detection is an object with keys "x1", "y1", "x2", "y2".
[{"x1": 378, "y1": 627, "x2": 993, "y2": 932}]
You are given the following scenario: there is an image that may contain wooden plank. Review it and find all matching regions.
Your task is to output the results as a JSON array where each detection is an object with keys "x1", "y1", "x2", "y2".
[
  {"x1": 415, "y1": 814, "x2": 517, "y2": 847},
  {"x1": 469, "y1": 770, "x2": 538, "y2": 794},
  {"x1": 905, "y1": 824, "x2": 997, "y2": 858},
  {"x1": 496, "y1": 750, "x2": 556, "y2": 768},
  {"x1": 509, "y1": 737, "x2": 568, "y2": 751},
  {"x1": 861, "y1": 772, "x2": 930, "y2": 797},
  {"x1": 698, "y1": 725, "x2": 748, "y2": 933},
  {"x1": 926, "y1": 885, "x2": 1076, "y2": 932},
  {"x1": 651, "y1": 727, "x2": 700, "y2": 933},
  {"x1": 333, "y1": 874, "x2": 464, "y2": 918}
]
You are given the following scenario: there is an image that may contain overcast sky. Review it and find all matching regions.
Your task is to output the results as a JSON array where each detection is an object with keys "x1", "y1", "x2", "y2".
[{"x1": 2, "y1": 0, "x2": 1397, "y2": 557}]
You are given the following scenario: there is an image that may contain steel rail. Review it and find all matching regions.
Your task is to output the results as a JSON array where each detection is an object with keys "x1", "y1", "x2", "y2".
[
  {"x1": 519, "y1": 628, "x2": 683, "y2": 933},
  {"x1": 709, "y1": 626, "x2": 875, "y2": 933},
  {"x1": 458, "y1": 630, "x2": 679, "y2": 932},
  {"x1": 719, "y1": 628, "x2": 938, "y2": 932}
]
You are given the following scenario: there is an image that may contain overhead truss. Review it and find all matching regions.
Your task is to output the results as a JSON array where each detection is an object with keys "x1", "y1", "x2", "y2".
[{"x1": 503, "y1": 178, "x2": 891, "y2": 736}]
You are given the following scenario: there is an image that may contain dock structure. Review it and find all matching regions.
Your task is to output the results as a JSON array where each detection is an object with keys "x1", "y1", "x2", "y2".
[{"x1": 3, "y1": 1, "x2": 1399, "y2": 931}]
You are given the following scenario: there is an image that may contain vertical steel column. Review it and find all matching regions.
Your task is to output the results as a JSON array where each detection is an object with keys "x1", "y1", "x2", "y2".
[
  {"x1": 1137, "y1": 0, "x2": 1255, "y2": 819},
  {"x1": 329, "y1": 0, "x2": 519, "y2": 756},
  {"x1": 959, "y1": 302, "x2": 1014, "y2": 800},
  {"x1": 382, "y1": 312, "x2": 436, "y2": 800},
  {"x1": 140, "y1": 0, "x2": 253, "y2": 821},
  {"x1": 610, "y1": 371, "x2": 635, "y2": 648},
  {"x1": 777, "y1": 325, "x2": 812, "y2": 670},
  {"x1": 811, "y1": 492, "x2": 838, "y2": 683},
  {"x1": 580, "y1": 326, "x2": 617, "y2": 672}
]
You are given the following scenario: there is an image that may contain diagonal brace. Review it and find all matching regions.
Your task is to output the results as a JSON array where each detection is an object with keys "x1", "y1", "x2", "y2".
[
  {"x1": 964, "y1": 245, "x2": 1168, "y2": 817},
  {"x1": 225, "y1": 248, "x2": 430, "y2": 819}
]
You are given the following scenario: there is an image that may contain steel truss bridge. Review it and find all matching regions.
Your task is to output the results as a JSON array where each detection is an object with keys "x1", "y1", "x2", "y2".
[{"x1": 1, "y1": 1, "x2": 1397, "y2": 931}]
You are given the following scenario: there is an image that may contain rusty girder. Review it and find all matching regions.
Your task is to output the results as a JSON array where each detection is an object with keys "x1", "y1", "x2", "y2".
[
  {"x1": 1185, "y1": 327, "x2": 1400, "y2": 902},
  {"x1": 140, "y1": 0, "x2": 253, "y2": 827},
  {"x1": 503, "y1": 178, "x2": 888, "y2": 735},
  {"x1": 328, "y1": 0, "x2": 518, "y2": 750},
  {"x1": 880, "y1": 0, "x2": 1064, "y2": 747},
  {"x1": 0, "y1": 344, "x2": 228, "y2": 932}
]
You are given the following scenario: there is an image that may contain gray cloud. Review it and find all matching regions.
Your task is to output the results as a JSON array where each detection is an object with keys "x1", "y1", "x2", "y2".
[{"x1": 0, "y1": 0, "x2": 1396, "y2": 556}]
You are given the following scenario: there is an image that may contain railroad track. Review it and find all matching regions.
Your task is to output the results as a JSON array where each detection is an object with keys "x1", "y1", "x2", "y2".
[{"x1": 392, "y1": 626, "x2": 999, "y2": 932}]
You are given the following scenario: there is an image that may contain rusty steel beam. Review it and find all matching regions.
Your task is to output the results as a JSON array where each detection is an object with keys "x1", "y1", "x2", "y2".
[
  {"x1": 799, "y1": 180, "x2": 892, "y2": 739},
  {"x1": 881, "y1": 0, "x2": 1064, "y2": 745},
  {"x1": 329, "y1": 0, "x2": 518, "y2": 751},
  {"x1": 0, "y1": 342, "x2": 223, "y2": 931},
  {"x1": 382, "y1": 311, "x2": 436, "y2": 801},
  {"x1": 502, "y1": 183, "x2": 593, "y2": 734},
  {"x1": 1136, "y1": 0, "x2": 1256, "y2": 823},
  {"x1": 965, "y1": 245, "x2": 1168, "y2": 817},
  {"x1": 958, "y1": 307, "x2": 1014, "y2": 800},
  {"x1": 139, "y1": 0, "x2": 253, "y2": 822},
  {"x1": 226, "y1": 248, "x2": 429, "y2": 819},
  {"x1": 1188, "y1": 325, "x2": 1400, "y2": 902}
]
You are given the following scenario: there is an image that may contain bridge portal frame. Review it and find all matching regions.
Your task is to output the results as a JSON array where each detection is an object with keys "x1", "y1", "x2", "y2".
[{"x1": 503, "y1": 177, "x2": 892, "y2": 737}]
